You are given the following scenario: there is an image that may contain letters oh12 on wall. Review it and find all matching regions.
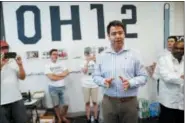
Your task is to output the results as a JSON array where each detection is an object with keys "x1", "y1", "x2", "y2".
[
  {"x1": 41, "y1": 49, "x2": 68, "y2": 60},
  {"x1": 16, "y1": 4, "x2": 138, "y2": 45}
]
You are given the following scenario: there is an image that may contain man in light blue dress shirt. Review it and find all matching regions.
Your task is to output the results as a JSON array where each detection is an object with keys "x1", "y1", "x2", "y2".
[{"x1": 92, "y1": 20, "x2": 148, "y2": 123}]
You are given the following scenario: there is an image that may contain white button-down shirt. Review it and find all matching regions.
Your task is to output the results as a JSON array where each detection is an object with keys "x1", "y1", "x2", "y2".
[
  {"x1": 157, "y1": 53, "x2": 184, "y2": 110},
  {"x1": 153, "y1": 49, "x2": 171, "y2": 80}
]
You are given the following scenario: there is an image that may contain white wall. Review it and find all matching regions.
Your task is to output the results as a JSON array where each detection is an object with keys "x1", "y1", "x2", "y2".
[
  {"x1": 170, "y1": 2, "x2": 184, "y2": 35},
  {"x1": 2, "y1": 2, "x2": 184, "y2": 113}
]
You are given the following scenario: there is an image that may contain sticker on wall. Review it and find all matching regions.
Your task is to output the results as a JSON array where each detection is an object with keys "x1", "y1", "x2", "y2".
[
  {"x1": 41, "y1": 51, "x2": 50, "y2": 59},
  {"x1": 26, "y1": 51, "x2": 39, "y2": 59},
  {"x1": 84, "y1": 46, "x2": 108, "y2": 56},
  {"x1": 73, "y1": 56, "x2": 81, "y2": 59},
  {"x1": 58, "y1": 49, "x2": 68, "y2": 60}
]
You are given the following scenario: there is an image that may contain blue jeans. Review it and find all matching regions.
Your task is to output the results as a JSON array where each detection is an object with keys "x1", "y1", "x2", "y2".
[{"x1": 49, "y1": 86, "x2": 65, "y2": 107}]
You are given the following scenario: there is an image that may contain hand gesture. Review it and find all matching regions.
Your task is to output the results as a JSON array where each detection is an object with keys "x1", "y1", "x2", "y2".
[
  {"x1": 119, "y1": 76, "x2": 130, "y2": 90},
  {"x1": 104, "y1": 78, "x2": 114, "y2": 88}
]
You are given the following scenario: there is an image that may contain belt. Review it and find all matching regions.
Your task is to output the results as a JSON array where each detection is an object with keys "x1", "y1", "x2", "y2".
[{"x1": 104, "y1": 95, "x2": 136, "y2": 102}]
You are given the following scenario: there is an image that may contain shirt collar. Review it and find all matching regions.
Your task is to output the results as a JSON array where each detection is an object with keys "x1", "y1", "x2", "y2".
[
  {"x1": 105, "y1": 46, "x2": 129, "y2": 54},
  {"x1": 164, "y1": 48, "x2": 170, "y2": 53}
]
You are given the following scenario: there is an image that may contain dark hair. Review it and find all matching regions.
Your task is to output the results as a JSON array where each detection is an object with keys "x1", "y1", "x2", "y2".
[
  {"x1": 168, "y1": 36, "x2": 178, "y2": 42},
  {"x1": 98, "y1": 47, "x2": 104, "y2": 53},
  {"x1": 179, "y1": 37, "x2": 184, "y2": 42},
  {"x1": 49, "y1": 49, "x2": 58, "y2": 56},
  {"x1": 107, "y1": 20, "x2": 125, "y2": 34},
  {"x1": 84, "y1": 47, "x2": 92, "y2": 55}
]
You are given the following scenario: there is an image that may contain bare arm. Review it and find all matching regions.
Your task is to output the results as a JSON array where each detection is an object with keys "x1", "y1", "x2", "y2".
[
  {"x1": 82, "y1": 61, "x2": 89, "y2": 74},
  {"x1": 57, "y1": 69, "x2": 69, "y2": 77},
  {"x1": 15, "y1": 56, "x2": 26, "y2": 80},
  {"x1": 46, "y1": 69, "x2": 69, "y2": 81},
  {"x1": 46, "y1": 74, "x2": 65, "y2": 81},
  {"x1": 18, "y1": 65, "x2": 26, "y2": 80}
]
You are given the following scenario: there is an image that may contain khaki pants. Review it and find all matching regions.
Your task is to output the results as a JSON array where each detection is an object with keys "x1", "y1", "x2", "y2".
[
  {"x1": 102, "y1": 95, "x2": 138, "y2": 123},
  {"x1": 82, "y1": 87, "x2": 98, "y2": 103}
]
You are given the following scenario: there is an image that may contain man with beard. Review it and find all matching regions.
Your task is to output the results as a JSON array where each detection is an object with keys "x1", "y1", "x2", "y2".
[
  {"x1": 92, "y1": 20, "x2": 148, "y2": 123},
  {"x1": 148, "y1": 36, "x2": 178, "y2": 100},
  {"x1": 157, "y1": 41, "x2": 184, "y2": 123}
]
